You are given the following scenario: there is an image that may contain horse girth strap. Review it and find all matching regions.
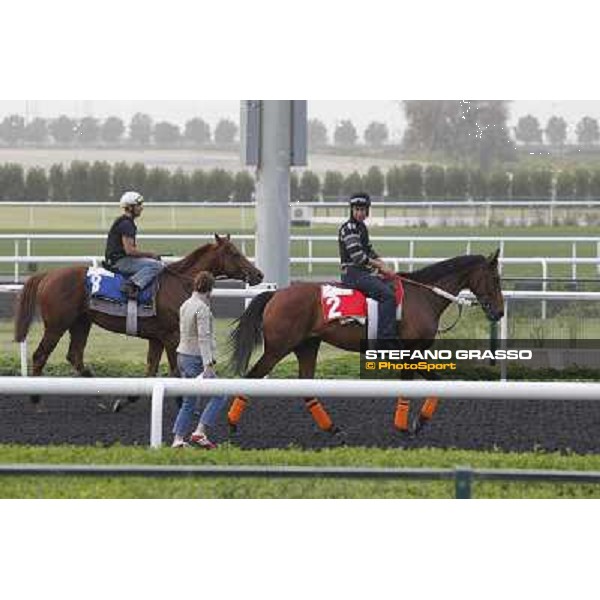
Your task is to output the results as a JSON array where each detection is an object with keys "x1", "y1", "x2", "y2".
[{"x1": 395, "y1": 275, "x2": 476, "y2": 307}]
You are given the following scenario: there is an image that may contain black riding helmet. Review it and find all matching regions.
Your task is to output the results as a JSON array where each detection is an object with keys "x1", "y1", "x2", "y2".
[{"x1": 349, "y1": 192, "x2": 371, "y2": 217}]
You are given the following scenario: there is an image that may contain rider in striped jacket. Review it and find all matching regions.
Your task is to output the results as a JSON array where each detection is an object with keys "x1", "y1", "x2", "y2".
[{"x1": 338, "y1": 192, "x2": 400, "y2": 347}]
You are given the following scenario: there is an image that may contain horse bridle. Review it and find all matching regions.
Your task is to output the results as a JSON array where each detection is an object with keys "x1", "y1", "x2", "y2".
[
  {"x1": 395, "y1": 274, "x2": 476, "y2": 307},
  {"x1": 394, "y1": 274, "x2": 479, "y2": 334}
]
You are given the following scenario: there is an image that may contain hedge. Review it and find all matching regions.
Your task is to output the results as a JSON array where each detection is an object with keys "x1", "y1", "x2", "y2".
[{"x1": 2, "y1": 162, "x2": 600, "y2": 202}]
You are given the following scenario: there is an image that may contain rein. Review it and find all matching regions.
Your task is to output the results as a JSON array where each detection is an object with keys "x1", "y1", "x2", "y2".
[
  {"x1": 395, "y1": 275, "x2": 475, "y2": 307},
  {"x1": 394, "y1": 275, "x2": 477, "y2": 334}
]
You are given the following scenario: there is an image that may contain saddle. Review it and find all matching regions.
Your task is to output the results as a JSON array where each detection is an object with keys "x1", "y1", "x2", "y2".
[
  {"x1": 320, "y1": 280, "x2": 404, "y2": 339},
  {"x1": 85, "y1": 267, "x2": 160, "y2": 335}
]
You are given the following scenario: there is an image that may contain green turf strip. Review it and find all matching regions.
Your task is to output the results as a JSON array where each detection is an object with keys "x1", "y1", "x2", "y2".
[{"x1": 0, "y1": 445, "x2": 599, "y2": 498}]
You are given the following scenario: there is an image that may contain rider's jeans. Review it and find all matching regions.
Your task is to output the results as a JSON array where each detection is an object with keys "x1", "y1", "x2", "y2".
[
  {"x1": 341, "y1": 266, "x2": 397, "y2": 340},
  {"x1": 114, "y1": 256, "x2": 164, "y2": 290},
  {"x1": 172, "y1": 353, "x2": 228, "y2": 437}
]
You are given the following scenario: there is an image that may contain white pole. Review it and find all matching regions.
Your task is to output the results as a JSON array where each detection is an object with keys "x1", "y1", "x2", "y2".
[
  {"x1": 14, "y1": 240, "x2": 19, "y2": 283},
  {"x1": 255, "y1": 101, "x2": 292, "y2": 288},
  {"x1": 150, "y1": 383, "x2": 164, "y2": 448},
  {"x1": 542, "y1": 260, "x2": 547, "y2": 320},
  {"x1": 20, "y1": 341, "x2": 28, "y2": 376},
  {"x1": 500, "y1": 299, "x2": 509, "y2": 382}
]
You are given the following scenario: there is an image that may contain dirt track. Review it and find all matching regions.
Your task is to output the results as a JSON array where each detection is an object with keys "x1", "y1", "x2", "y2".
[{"x1": 0, "y1": 392, "x2": 599, "y2": 454}]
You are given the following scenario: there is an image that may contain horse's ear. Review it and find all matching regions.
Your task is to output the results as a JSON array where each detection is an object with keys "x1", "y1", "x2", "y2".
[
  {"x1": 214, "y1": 233, "x2": 222, "y2": 244},
  {"x1": 225, "y1": 233, "x2": 231, "y2": 241},
  {"x1": 488, "y1": 248, "x2": 500, "y2": 266}
]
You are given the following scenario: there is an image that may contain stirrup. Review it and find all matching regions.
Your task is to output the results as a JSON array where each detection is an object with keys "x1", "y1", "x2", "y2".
[{"x1": 121, "y1": 281, "x2": 139, "y2": 300}]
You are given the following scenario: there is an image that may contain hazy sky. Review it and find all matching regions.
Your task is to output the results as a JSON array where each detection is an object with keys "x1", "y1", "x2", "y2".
[{"x1": 2, "y1": 100, "x2": 599, "y2": 142}]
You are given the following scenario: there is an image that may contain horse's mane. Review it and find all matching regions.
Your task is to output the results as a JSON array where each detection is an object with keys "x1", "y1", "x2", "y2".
[
  {"x1": 168, "y1": 243, "x2": 215, "y2": 273},
  {"x1": 402, "y1": 254, "x2": 486, "y2": 283}
]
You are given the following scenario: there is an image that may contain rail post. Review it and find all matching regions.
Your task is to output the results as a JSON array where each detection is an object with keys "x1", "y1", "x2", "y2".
[
  {"x1": 455, "y1": 467, "x2": 473, "y2": 499},
  {"x1": 14, "y1": 240, "x2": 19, "y2": 282},
  {"x1": 542, "y1": 260, "x2": 547, "y2": 320},
  {"x1": 150, "y1": 383, "x2": 165, "y2": 448},
  {"x1": 500, "y1": 298, "x2": 509, "y2": 382},
  {"x1": 20, "y1": 341, "x2": 28, "y2": 376}
]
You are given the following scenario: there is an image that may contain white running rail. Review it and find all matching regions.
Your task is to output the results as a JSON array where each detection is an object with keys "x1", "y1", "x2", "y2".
[{"x1": 1, "y1": 376, "x2": 599, "y2": 448}]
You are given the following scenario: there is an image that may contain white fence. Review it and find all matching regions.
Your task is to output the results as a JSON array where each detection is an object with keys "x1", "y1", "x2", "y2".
[
  {"x1": 2, "y1": 232, "x2": 600, "y2": 270},
  {"x1": 1, "y1": 376, "x2": 599, "y2": 448},
  {"x1": 3, "y1": 249, "x2": 600, "y2": 283}
]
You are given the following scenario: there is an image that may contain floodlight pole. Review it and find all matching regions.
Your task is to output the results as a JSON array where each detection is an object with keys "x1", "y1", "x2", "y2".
[
  {"x1": 255, "y1": 101, "x2": 292, "y2": 287},
  {"x1": 242, "y1": 100, "x2": 306, "y2": 288}
]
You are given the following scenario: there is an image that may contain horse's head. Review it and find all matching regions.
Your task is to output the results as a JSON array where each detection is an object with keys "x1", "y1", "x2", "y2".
[
  {"x1": 466, "y1": 249, "x2": 504, "y2": 322},
  {"x1": 211, "y1": 233, "x2": 264, "y2": 285}
]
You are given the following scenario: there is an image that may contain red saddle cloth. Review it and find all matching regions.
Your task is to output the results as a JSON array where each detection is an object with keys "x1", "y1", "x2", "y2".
[{"x1": 320, "y1": 278, "x2": 404, "y2": 323}]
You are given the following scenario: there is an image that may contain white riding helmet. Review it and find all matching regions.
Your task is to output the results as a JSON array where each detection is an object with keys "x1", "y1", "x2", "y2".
[{"x1": 119, "y1": 191, "x2": 144, "y2": 208}]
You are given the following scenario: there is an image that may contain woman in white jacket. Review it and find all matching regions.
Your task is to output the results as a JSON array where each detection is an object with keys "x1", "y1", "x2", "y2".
[{"x1": 172, "y1": 271, "x2": 227, "y2": 449}]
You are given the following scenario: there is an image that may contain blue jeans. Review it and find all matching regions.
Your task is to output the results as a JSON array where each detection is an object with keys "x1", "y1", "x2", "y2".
[
  {"x1": 172, "y1": 353, "x2": 228, "y2": 437},
  {"x1": 342, "y1": 266, "x2": 397, "y2": 340},
  {"x1": 114, "y1": 256, "x2": 164, "y2": 290}
]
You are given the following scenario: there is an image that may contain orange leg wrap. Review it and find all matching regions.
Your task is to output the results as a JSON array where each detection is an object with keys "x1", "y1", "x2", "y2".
[
  {"x1": 394, "y1": 397, "x2": 410, "y2": 431},
  {"x1": 306, "y1": 398, "x2": 333, "y2": 432},
  {"x1": 228, "y1": 395, "x2": 249, "y2": 426},
  {"x1": 420, "y1": 396, "x2": 439, "y2": 421}
]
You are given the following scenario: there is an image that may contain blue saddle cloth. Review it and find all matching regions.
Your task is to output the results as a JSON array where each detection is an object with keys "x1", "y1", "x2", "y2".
[{"x1": 85, "y1": 267, "x2": 155, "y2": 307}]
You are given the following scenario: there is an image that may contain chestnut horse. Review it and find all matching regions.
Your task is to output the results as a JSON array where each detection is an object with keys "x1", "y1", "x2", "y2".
[
  {"x1": 228, "y1": 252, "x2": 504, "y2": 438},
  {"x1": 14, "y1": 234, "x2": 263, "y2": 396}
]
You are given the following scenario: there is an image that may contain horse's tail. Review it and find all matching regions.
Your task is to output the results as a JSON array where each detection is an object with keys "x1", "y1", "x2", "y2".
[
  {"x1": 229, "y1": 291, "x2": 276, "y2": 375},
  {"x1": 14, "y1": 273, "x2": 45, "y2": 342}
]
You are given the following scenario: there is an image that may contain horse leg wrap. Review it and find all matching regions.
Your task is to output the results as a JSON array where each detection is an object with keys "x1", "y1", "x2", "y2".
[
  {"x1": 420, "y1": 396, "x2": 439, "y2": 421},
  {"x1": 394, "y1": 397, "x2": 410, "y2": 431},
  {"x1": 306, "y1": 398, "x2": 334, "y2": 432},
  {"x1": 228, "y1": 395, "x2": 249, "y2": 427}
]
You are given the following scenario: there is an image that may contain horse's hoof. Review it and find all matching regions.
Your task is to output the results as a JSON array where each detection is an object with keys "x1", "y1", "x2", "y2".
[
  {"x1": 81, "y1": 368, "x2": 94, "y2": 377},
  {"x1": 30, "y1": 394, "x2": 40, "y2": 405},
  {"x1": 410, "y1": 415, "x2": 431, "y2": 436},
  {"x1": 329, "y1": 425, "x2": 347, "y2": 445}
]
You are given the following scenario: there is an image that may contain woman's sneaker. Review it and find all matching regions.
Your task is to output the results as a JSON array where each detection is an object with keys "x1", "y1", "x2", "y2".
[
  {"x1": 171, "y1": 440, "x2": 190, "y2": 448},
  {"x1": 189, "y1": 432, "x2": 217, "y2": 450}
]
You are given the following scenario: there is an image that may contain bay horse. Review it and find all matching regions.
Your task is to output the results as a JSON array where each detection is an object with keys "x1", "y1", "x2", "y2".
[
  {"x1": 228, "y1": 251, "x2": 504, "y2": 438},
  {"x1": 14, "y1": 234, "x2": 263, "y2": 398}
]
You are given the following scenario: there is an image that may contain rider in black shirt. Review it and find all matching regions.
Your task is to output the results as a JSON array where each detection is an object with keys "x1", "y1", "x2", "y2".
[{"x1": 104, "y1": 191, "x2": 164, "y2": 299}]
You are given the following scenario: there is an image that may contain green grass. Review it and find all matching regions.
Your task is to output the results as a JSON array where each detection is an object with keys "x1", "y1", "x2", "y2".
[
  {"x1": 0, "y1": 445, "x2": 599, "y2": 498},
  {"x1": 3, "y1": 313, "x2": 599, "y2": 379},
  {"x1": 0, "y1": 318, "x2": 349, "y2": 374}
]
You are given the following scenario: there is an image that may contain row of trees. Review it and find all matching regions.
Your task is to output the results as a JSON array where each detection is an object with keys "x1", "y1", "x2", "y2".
[
  {"x1": 4, "y1": 104, "x2": 600, "y2": 155},
  {"x1": 0, "y1": 162, "x2": 255, "y2": 202},
  {"x1": 514, "y1": 114, "x2": 600, "y2": 146},
  {"x1": 2, "y1": 162, "x2": 600, "y2": 202},
  {"x1": 0, "y1": 111, "x2": 394, "y2": 150},
  {"x1": 294, "y1": 165, "x2": 600, "y2": 201},
  {"x1": 0, "y1": 114, "x2": 239, "y2": 147}
]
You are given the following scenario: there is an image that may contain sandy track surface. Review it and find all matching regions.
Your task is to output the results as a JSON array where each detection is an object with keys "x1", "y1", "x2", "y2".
[{"x1": 1, "y1": 393, "x2": 598, "y2": 453}]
